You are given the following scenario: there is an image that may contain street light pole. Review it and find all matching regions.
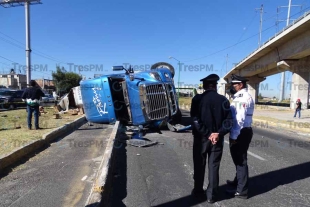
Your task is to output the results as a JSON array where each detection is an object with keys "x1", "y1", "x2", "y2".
[
  {"x1": 0, "y1": 0, "x2": 42, "y2": 87},
  {"x1": 25, "y1": 1, "x2": 31, "y2": 86},
  {"x1": 169, "y1": 56, "x2": 181, "y2": 102},
  {"x1": 280, "y1": 0, "x2": 292, "y2": 102}
]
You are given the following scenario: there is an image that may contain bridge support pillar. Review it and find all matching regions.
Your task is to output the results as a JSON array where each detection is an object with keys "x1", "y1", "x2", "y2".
[
  {"x1": 290, "y1": 72, "x2": 309, "y2": 109},
  {"x1": 283, "y1": 56, "x2": 310, "y2": 109},
  {"x1": 247, "y1": 76, "x2": 266, "y2": 104}
]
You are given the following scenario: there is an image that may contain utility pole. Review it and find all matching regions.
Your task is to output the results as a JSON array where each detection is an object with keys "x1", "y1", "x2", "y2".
[
  {"x1": 0, "y1": 0, "x2": 42, "y2": 87},
  {"x1": 25, "y1": 1, "x2": 31, "y2": 87},
  {"x1": 255, "y1": 4, "x2": 264, "y2": 47},
  {"x1": 276, "y1": 2, "x2": 302, "y2": 31},
  {"x1": 280, "y1": 0, "x2": 292, "y2": 102},
  {"x1": 287, "y1": 0, "x2": 292, "y2": 26},
  {"x1": 276, "y1": 1, "x2": 302, "y2": 101},
  {"x1": 169, "y1": 56, "x2": 181, "y2": 102}
]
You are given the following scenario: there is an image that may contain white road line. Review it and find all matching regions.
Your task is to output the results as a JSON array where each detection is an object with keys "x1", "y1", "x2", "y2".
[
  {"x1": 81, "y1": 176, "x2": 88, "y2": 181},
  {"x1": 224, "y1": 141, "x2": 266, "y2": 161}
]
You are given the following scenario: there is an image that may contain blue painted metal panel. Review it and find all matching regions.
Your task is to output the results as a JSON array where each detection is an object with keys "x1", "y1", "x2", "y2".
[
  {"x1": 80, "y1": 77, "x2": 116, "y2": 123},
  {"x1": 79, "y1": 63, "x2": 180, "y2": 127}
]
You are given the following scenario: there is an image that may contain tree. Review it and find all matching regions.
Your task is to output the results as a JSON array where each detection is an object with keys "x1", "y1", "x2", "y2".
[
  {"x1": 52, "y1": 66, "x2": 82, "y2": 95},
  {"x1": 258, "y1": 93, "x2": 263, "y2": 99}
]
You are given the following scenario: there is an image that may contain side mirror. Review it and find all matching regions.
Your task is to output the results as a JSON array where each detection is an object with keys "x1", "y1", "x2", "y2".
[{"x1": 112, "y1": 66, "x2": 124, "y2": 71}]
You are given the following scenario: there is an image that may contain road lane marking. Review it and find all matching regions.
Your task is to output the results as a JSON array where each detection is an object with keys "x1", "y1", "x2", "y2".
[
  {"x1": 81, "y1": 176, "x2": 88, "y2": 181},
  {"x1": 224, "y1": 141, "x2": 266, "y2": 161},
  {"x1": 247, "y1": 151, "x2": 266, "y2": 161}
]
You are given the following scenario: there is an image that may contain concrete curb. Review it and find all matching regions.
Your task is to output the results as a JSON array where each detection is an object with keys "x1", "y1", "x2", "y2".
[
  {"x1": 252, "y1": 118, "x2": 310, "y2": 134},
  {"x1": 0, "y1": 115, "x2": 86, "y2": 171},
  {"x1": 85, "y1": 121, "x2": 120, "y2": 207},
  {"x1": 179, "y1": 105, "x2": 310, "y2": 135}
]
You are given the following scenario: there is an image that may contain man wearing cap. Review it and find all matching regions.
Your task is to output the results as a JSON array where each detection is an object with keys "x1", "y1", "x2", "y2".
[
  {"x1": 190, "y1": 74, "x2": 232, "y2": 203},
  {"x1": 226, "y1": 74, "x2": 254, "y2": 199}
]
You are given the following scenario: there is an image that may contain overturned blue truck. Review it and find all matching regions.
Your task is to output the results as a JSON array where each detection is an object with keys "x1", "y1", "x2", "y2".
[{"x1": 79, "y1": 62, "x2": 190, "y2": 133}]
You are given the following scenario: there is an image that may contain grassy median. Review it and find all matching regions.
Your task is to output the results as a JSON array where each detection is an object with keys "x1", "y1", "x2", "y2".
[{"x1": 0, "y1": 107, "x2": 83, "y2": 157}]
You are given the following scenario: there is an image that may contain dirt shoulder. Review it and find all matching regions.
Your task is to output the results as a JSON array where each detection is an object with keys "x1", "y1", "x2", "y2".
[{"x1": 0, "y1": 107, "x2": 83, "y2": 157}]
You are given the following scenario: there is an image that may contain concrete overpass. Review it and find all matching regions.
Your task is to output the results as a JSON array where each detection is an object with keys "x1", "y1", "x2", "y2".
[{"x1": 222, "y1": 11, "x2": 310, "y2": 109}]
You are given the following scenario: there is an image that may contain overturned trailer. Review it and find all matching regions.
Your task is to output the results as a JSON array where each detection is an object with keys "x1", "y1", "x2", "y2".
[{"x1": 79, "y1": 62, "x2": 189, "y2": 132}]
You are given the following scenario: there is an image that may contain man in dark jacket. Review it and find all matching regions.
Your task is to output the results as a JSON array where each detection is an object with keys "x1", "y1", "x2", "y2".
[
  {"x1": 22, "y1": 80, "x2": 45, "y2": 130},
  {"x1": 190, "y1": 74, "x2": 233, "y2": 203}
]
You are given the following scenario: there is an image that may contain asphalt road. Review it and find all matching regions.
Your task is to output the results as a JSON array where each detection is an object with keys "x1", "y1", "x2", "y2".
[
  {"x1": 111, "y1": 110, "x2": 310, "y2": 207},
  {"x1": 0, "y1": 123, "x2": 114, "y2": 207}
]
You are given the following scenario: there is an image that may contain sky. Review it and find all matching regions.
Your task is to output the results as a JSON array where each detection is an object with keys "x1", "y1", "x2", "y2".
[{"x1": 0, "y1": 0, "x2": 309, "y2": 98}]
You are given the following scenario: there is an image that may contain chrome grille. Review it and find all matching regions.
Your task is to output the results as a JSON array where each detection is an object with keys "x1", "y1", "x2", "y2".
[
  {"x1": 141, "y1": 84, "x2": 169, "y2": 120},
  {"x1": 165, "y1": 83, "x2": 177, "y2": 115}
]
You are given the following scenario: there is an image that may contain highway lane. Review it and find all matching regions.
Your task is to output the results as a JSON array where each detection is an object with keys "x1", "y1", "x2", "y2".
[
  {"x1": 0, "y1": 123, "x2": 113, "y2": 207},
  {"x1": 111, "y1": 110, "x2": 310, "y2": 207}
]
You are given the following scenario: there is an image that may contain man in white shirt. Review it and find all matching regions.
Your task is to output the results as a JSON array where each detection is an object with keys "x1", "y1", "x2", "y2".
[
  {"x1": 52, "y1": 91, "x2": 58, "y2": 105},
  {"x1": 226, "y1": 74, "x2": 254, "y2": 199}
]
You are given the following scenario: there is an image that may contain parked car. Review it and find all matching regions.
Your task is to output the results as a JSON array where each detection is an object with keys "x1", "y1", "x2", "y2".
[
  {"x1": 0, "y1": 90, "x2": 25, "y2": 109},
  {"x1": 41, "y1": 94, "x2": 55, "y2": 103}
]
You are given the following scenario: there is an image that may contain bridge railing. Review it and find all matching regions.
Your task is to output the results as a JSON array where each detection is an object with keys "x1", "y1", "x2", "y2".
[{"x1": 234, "y1": 10, "x2": 310, "y2": 69}]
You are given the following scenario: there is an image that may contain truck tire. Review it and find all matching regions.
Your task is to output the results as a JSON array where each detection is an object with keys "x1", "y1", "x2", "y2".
[{"x1": 151, "y1": 62, "x2": 175, "y2": 78}]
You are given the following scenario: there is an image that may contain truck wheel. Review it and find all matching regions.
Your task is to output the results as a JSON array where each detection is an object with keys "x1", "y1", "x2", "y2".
[{"x1": 151, "y1": 62, "x2": 175, "y2": 78}]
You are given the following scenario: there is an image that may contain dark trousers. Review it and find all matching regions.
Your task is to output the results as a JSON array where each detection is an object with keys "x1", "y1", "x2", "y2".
[
  {"x1": 229, "y1": 127, "x2": 253, "y2": 194},
  {"x1": 27, "y1": 105, "x2": 39, "y2": 129},
  {"x1": 294, "y1": 109, "x2": 301, "y2": 118},
  {"x1": 193, "y1": 133, "x2": 223, "y2": 199}
]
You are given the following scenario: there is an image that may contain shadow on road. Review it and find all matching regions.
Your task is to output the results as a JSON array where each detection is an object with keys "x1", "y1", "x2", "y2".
[
  {"x1": 152, "y1": 161, "x2": 310, "y2": 206},
  {"x1": 108, "y1": 131, "x2": 128, "y2": 207}
]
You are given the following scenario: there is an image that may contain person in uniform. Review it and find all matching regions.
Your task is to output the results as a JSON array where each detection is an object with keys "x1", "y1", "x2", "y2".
[
  {"x1": 226, "y1": 74, "x2": 254, "y2": 199},
  {"x1": 190, "y1": 74, "x2": 233, "y2": 203}
]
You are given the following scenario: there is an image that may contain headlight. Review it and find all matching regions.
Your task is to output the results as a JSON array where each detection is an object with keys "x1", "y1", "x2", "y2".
[
  {"x1": 149, "y1": 72, "x2": 161, "y2": 81},
  {"x1": 164, "y1": 73, "x2": 171, "y2": 80}
]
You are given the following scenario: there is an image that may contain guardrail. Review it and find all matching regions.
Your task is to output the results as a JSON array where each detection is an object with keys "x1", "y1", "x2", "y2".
[{"x1": 232, "y1": 10, "x2": 310, "y2": 70}]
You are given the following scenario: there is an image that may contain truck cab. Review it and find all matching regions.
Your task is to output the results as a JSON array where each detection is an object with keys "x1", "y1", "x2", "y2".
[{"x1": 80, "y1": 62, "x2": 181, "y2": 128}]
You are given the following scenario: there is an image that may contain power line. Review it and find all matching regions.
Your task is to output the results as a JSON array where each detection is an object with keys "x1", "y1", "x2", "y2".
[
  {"x1": 0, "y1": 55, "x2": 16, "y2": 63},
  {"x1": 184, "y1": 7, "x2": 310, "y2": 63},
  {"x1": 184, "y1": 23, "x2": 277, "y2": 63},
  {"x1": 0, "y1": 31, "x2": 68, "y2": 64},
  {"x1": 255, "y1": 4, "x2": 265, "y2": 47},
  {"x1": 230, "y1": 12, "x2": 258, "y2": 55},
  {"x1": 0, "y1": 61, "x2": 10, "y2": 66},
  {"x1": 219, "y1": 12, "x2": 258, "y2": 76}
]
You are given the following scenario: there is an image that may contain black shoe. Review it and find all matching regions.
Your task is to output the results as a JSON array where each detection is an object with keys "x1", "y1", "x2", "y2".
[
  {"x1": 226, "y1": 189, "x2": 248, "y2": 199},
  {"x1": 225, "y1": 188, "x2": 236, "y2": 196},
  {"x1": 235, "y1": 192, "x2": 248, "y2": 199},
  {"x1": 226, "y1": 179, "x2": 237, "y2": 186},
  {"x1": 191, "y1": 189, "x2": 206, "y2": 199},
  {"x1": 207, "y1": 198, "x2": 216, "y2": 204}
]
